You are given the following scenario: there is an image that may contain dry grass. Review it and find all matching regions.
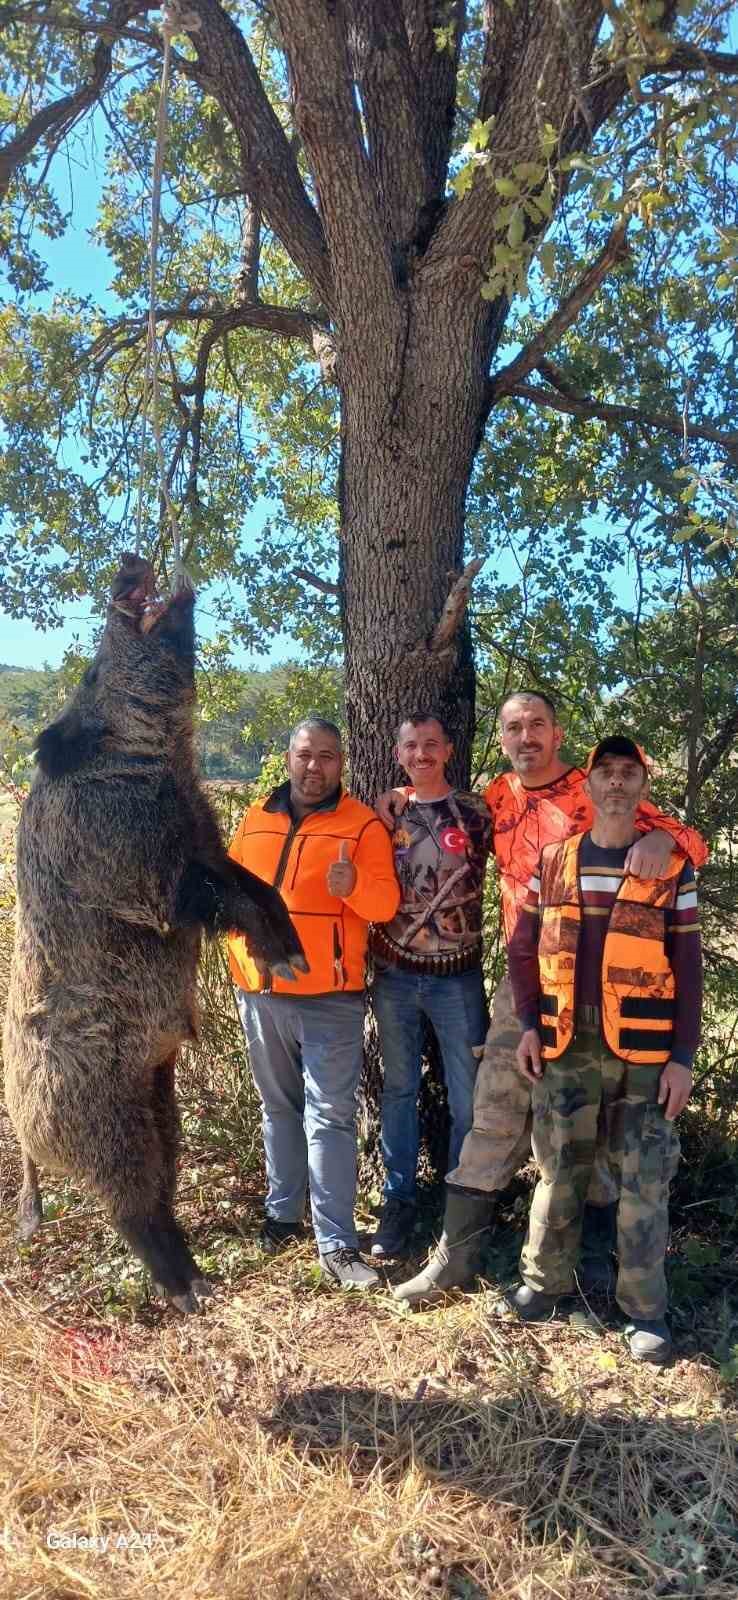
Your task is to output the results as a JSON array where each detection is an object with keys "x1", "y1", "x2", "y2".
[
  {"x1": 2, "y1": 833, "x2": 738, "y2": 1598},
  {"x1": 1, "y1": 1113, "x2": 737, "y2": 1600}
]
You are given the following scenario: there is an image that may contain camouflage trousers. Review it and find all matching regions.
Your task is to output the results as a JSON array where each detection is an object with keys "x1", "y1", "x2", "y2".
[
  {"x1": 521, "y1": 1019, "x2": 680, "y2": 1320},
  {"x1": 446, "y1": 978, "x2": 618, "y2": 1209}
]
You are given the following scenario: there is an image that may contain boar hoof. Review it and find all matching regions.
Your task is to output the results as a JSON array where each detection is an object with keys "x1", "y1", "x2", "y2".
[
  {"x1": 16, "y1": 1191, "x2": 43, "y2": 1241},
  {"x1": 191, "y1": 1276, "x2": 213, "y2": 1300},
  {"x1": 155, "y1": 1282, "x2": 202, "y2": 1315},
  {"x1": 270, "y1": 961, "x2": 298, "y2": 983}
]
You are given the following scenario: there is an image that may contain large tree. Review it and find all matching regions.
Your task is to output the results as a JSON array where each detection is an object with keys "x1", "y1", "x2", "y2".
[{"x1": 1, "y1": 1, "x2": 738, "y2": 800}]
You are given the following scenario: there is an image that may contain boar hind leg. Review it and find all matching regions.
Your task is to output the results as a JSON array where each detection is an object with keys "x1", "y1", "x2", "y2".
[
  {"x1": 17, "y1": 1152, "x2": 43, "y2": 1241},
  {"x1": 151, "y1": 1054, "x2": 181, "y2": 1208},
  {"x1": 156, "y1": 1210, "x2": 213, "y2": 1303},
  {"x1": 64, "y1": 1082, "x2": 198, "y2": 1313},
  {"x1": 150, "y1": 1057, "x2": 212, "y2": 1302},
  {"x1": 116, "y1": 1214, "x2": 201, "y2": 1314}
]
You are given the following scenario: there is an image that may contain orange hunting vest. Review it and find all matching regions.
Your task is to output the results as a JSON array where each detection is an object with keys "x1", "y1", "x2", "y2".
[{"x1": 537, "y1": 833, "x2": 684, "y2": 1065}]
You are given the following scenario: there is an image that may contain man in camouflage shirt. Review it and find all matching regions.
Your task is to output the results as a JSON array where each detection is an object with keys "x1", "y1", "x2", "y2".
[{"x1": 370, "y1": 712, "x2": 492, "y2": 1259}]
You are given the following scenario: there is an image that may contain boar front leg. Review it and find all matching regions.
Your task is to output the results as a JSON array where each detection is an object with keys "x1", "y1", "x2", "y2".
[
  {"x1": 16, "y1": 1150, "x2": 43, "y2": 1241},
  {"x1": 176, "y1": 860, "x2": 308, "y2": 982}
]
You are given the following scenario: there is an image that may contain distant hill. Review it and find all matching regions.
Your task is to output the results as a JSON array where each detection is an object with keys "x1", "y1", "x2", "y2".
[{"x1": 0, "y1": 662, "x2": 342, "y2": 780}]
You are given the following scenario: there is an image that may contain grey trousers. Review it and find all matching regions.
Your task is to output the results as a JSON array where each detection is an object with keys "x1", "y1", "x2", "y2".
[{"x1": 235, "y1": 988, "x2": 365, "y2": 1253}]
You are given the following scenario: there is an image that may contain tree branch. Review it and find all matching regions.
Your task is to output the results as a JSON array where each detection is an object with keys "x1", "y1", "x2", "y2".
[
  {"x1": 0, "y1": 0, "x2": 139, "y2": 201},
  {"x1": 183, "y1": 0, "x2": 332, "y2": 307},
  {"x1": 292, "y1": 567, "x2": 339, "y2": 598},
  {"x1": 425, "y1": 2, "x2": 604, "y2": 275},
  {"x1": 696, "y1": 701, "x2": 738, "y2": 793},
  {"x1": 233, "y1": 199, "x2": 261, "y2": 305},
  {"x1": 655, "y1": 43, "x2": 738, "y2": 78},
  {"x1": 429, "y1": 558, "x2": 485, "y2": 654},
  {"x1": 498, "y1": 380, "x2": 738, "y2": 460},
  {"x1": 401, "y1": 1, "x2": 466, "y2": 219},
  {"x1": 345, "y1": 1, "x2": 430, "y2": 252},
  {"x1": 86, "y1": 300, "x2": 327, "y2": 381},
  {"x1": 478, "y1": 0, "x2": 530, "y2": 124},
  {"x1": 271, "y1": 0, "x2": 401, "y2": 349},
  {"x1": 489, "y1": 221, "x2": 630, "y2": 405},
  {"x1": 99, "y1": 299, "x2": 322, "y2": 351}
]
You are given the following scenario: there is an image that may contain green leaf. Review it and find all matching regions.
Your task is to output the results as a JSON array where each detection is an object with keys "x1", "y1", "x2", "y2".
[
  {"x1": 534, "y1": 183, "x2": 554, "y2": 217},
  {"x1": 494, "y1": 176, "x2": 519, "y2": 197},
  {"x1": 451, "y1": 163, "x2": 475, "y2": 199},
  {"x1": 513, "y1": 161, "x2": 547, "y2": 184},
  {"x1": 507, "y1": 209, "x2": 525, "y2": 248}
]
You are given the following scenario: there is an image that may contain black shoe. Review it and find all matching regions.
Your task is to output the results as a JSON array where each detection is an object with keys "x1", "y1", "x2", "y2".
[
  {"x1": 509, "y1": 1284, "x2": 559, "y2": 1322},
  {"x1": 370, "y1": 1197, "x2": 417, "y2": 1259},
  {"x1": 579, "y1": 1201, "x2": 617, "y2": 1294},
  {"x1": 392, "y1": 1188, "x2": 492, "y2": 1305},
  {"x1": 257, "y1": 1218, "x2": 304, "y2": 1255}
]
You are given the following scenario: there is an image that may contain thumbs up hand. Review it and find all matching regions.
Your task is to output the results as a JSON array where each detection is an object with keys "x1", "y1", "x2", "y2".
[{"x1": 327, "y1": 839, "x2": 357, "y2": 899}]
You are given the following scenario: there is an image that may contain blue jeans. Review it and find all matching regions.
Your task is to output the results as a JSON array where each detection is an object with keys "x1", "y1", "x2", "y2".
[
  {"x1": 373, "y1": 963, "x2": 488, "y2": 1203},
  {"x1": 235, "y1": 989, "x2": 365, "y2": 1253}
]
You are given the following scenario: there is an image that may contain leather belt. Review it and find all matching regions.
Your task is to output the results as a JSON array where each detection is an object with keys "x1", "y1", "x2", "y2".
[{"x1": 372, "y1": 926, "x2": 482, "y2": 977}]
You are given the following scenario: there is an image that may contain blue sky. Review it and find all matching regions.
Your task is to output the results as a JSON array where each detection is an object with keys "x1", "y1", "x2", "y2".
[{"x1": 1, "y1": 120, "x2": 301, "y2": 671}]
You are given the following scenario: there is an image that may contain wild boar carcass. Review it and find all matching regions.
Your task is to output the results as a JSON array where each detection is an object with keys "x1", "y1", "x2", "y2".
[{"x1": 2, "y1": 555, "x2": 307, "y2": 1311}]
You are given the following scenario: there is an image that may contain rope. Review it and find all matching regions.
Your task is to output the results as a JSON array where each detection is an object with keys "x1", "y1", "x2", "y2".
[{"x1": 134, "y1": 2, "x2": 200, "y2": 589}]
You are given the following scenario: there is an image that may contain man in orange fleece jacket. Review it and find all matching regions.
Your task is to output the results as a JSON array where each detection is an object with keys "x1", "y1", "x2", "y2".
[{"x1": 229, "y1": 716, "x2": 399, "y2": 1290}]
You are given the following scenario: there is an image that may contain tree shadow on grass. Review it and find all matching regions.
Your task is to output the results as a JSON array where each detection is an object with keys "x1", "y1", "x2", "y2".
[{"x1": 263, "y1": 1379, "x2": 738, "y2": 1597}]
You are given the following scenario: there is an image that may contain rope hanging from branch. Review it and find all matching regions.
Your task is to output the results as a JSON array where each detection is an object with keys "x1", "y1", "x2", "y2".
[{"x1": 134, "y1": 2, "x2": 201, "y2": 589}]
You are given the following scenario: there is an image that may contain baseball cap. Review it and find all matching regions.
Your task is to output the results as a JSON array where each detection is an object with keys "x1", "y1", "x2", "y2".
[{"x1": 585, "y1": 735, "x2": 649, "y2": 775}]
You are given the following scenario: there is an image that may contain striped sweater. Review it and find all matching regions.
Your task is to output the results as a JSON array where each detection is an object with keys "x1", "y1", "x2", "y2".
[{"x1": 508, "y1": 833, "x2": 702, "y2": 1067}]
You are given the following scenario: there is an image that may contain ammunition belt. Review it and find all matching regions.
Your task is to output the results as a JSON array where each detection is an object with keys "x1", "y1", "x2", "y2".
[{"x1": 372, "y1": 926, "x2": 482, "y2": 978}]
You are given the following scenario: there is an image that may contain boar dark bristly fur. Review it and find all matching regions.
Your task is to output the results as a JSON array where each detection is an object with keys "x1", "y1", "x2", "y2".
[{"x1": 3, "y1": 554, "x2": 307, "y2": 1313}]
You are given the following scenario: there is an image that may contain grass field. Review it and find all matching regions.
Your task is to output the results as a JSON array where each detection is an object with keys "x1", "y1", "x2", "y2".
[
  {"x1": 1, "y1": 1053, "x2": 738, "y2": 1600},
  {"x1": 1, "y1": 816, "x2": 737, "y2": 1599}
]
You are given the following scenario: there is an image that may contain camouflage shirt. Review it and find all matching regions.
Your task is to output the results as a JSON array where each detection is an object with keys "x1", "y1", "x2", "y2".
[{"x1": 379, "y1": 790, "x2": 492, "y2": 959}]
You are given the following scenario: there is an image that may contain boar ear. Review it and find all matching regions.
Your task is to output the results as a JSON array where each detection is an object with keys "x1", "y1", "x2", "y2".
[{"x1": 35, "y1": 713, "x2": 106, "y2": 778}]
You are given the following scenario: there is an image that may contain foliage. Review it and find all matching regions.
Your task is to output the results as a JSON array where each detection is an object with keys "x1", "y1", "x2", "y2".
[{"x1": 0, "y1": 658, "x2": 342, "y2": 781}]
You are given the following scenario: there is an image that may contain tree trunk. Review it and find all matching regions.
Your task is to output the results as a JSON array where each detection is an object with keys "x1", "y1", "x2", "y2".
[
  {"x1": 341, "y1": 295, "x2": 500, "y2": 1185},
  {"x1": 340, "y1": 294, "x2": 500, "y2": 802}
]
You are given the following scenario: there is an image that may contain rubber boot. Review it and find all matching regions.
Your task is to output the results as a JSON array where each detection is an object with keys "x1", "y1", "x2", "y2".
[
  {"x1": 392, "y1": 1187, "x2": 492, "y2": 1306},
  {"x1": 579, "y1": 1201, "x2": 618, "y2": 1295}
]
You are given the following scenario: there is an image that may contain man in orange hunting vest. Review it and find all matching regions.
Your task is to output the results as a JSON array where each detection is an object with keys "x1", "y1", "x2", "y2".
[{"x1": 506, "y1": 735, "x2": 702, "y2": 1364}]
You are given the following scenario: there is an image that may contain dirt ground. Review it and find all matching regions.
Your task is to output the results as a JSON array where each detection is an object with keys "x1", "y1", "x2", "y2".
[{"x1": 1, "y1": 1095, "x2": 737, "y2": 1600}]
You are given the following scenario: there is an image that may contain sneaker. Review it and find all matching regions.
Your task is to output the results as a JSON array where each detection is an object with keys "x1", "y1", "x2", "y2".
[
  {"x1": 370, "y1": 1197, "x2": 417, "y2": 1259},
  {"x1": 257, "y1": 1218, "x2": 304, "y2": 1255},
  {"x1": 625, "y1": 1319, "x2": 672, "y2": 1364},
  {"x1": 509, "y1": 1283, "x2": 559, "y2": 1322},
  {"x1": 320, "y1": 1247, "x2": 379, "y2": 1290}
]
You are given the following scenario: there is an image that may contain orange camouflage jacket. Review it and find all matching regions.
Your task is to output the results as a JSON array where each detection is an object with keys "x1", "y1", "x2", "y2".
[{"x1": 483, "y1": 765, "x2": 708, "y2": 945}]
